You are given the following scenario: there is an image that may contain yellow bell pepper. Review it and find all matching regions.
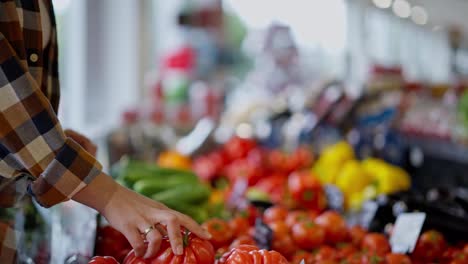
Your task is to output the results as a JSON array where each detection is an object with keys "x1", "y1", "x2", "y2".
[{"x1": 335, "y1": 160, "x2": 372, "y2": 198}]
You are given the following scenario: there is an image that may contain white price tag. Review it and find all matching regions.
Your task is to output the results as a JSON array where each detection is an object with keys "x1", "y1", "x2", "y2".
[
  {"x1": 299, "y1": 259, "x2": 305, "y2": 264},
  {"x1": 390, "y1": 212, "x2": 426, "y2": 254}
]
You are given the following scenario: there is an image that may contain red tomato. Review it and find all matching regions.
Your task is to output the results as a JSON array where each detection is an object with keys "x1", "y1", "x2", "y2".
[
  {"x1": 237, "y1": 205, "x2": 258, "y2": 226},
  {"x1": 361, "y1": 233, "x2": 391, "y2": 256},
  {"x1": 218, "y1": 245, "x2": 289, "y2": 264},
  {"x1": 192, "y1": 152, "x2": 224, "y2": 181},
  {"x1": 314, "y1": 246, "x2": 339, "y2": 262},
  {"x1": 348, "y1": 226, "x2": 367, "y2": 247},
  {"x1": 225, "y1": 159, "x2": 264, "y2": 186},
  {"x1": 268, "y1": 221, "x2": 290, "y2": 237},
  {"x1": 285, "y1": 210, "x2": 315, "y2": 227},
  {"x1": 361, "y1": 253, "x2": 386, "y2": 264},
  {"x1": 123, "y1": 232, "x2": 214, "y2": 264},
  {"x1": 268, "y1": 150, "x2": 289, "y2": 172},
  {"x1": 291, "y1": 221, "x2": 325, "y2": 250},
  {"x1": 272, "y1": 233, "x2": 297, "y2": 260},
  {"x1": 315, "y1": 211, "x2": 348, "y2": 245},
  {"x1": 88, "y1": 256, "x2": 119, "y2": 264},
  {"x1": 255, "y1": 174, "x2": 287, "y2": 204},
  {"x1": 268, "y1": 220, "x2": 296, "y2": 258},
  {"x1": 450, "y1": 252, "x2": 468, "y2": 264},
  {"x1": 464, "y1": 244, "x2": 468, "y2": 254},
  {"x1": 229, "y1": 217, "x2": 250, "y2": 237},
  {"x1": 385, "y1": 253, "x2": 412, "y2": 264},
  {"x1": 442, "y1": 247, "x2": 462, "y2": 263},
  {"x1": 95, "y1": 226, "x2": 131, "y2": 262},
  {"x1": 223, "y1": 137, "x2": 257, "y2": 161},
  {"x1": 288, "y1": 146, "x2": 314, "y2": 171},
  {"x1": 336, "y1": 243, "x2": 358, "y2": 259},
  {"x1": 216, "y1": 246, "x2": 230, "y2": 259},
  {"x1": 291, "y1": 251, "x2": 314, "y2": 264},
  {"x1": 202, "y1": 219, "x2": 234, "y2": 249},
  {"x1": 263, "y1": 206, "x2": 289, "y2": 223},
  {"x1": 288, "y1": 171, "x2": 327, "y2": 212},
  {"x1": 411, "y1": 230, "x2": 447, "y2": 263},
  {"x1": 229, "y1": 235, "x2": 256, "y2": 249}
]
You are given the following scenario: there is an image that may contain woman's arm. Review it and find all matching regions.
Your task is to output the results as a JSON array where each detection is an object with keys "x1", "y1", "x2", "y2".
[{"x1": 0, "y1": 33, "x2": 210, "y2": 258}]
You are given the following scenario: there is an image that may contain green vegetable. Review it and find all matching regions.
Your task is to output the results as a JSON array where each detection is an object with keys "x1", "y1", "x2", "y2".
[
  {"x1": 162, "y1": 200, "x2": 209, "y2": 223},
  {"x1": 118, "y1": 160, "x2": 197, "y2": 186},
  {"x1": 152, "y1": 184, "x2": 211, "y2": 205},
  {"x1": 133, "y1": 175, "x2": 198, "y2": 197}
]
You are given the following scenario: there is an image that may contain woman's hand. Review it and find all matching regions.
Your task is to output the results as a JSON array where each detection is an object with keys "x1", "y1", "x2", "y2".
[
  {"x1": 65, "y1": 129, "x2": 97, "y2": 156},
  {"x1": 72, "y1": 173, "x2": 211, "y2": 259}
]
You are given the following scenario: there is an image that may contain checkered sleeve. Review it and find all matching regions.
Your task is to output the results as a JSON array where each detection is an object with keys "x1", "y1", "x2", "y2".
[{"x1": 0, "y1": 33, "x2": 102, "y2": 208}]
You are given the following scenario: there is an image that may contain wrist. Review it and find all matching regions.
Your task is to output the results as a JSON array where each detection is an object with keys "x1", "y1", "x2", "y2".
[{"x1": 72, "y1": 172, "x2": 119, "y2": 214}]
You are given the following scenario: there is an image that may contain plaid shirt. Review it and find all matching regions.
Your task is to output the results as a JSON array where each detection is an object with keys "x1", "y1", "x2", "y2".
[{"x1": 0, "y1": 0, "x2": 103, "y2": 262}]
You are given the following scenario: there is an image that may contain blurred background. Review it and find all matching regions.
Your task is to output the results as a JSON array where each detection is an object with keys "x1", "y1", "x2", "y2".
[
  {"x1": 9, "y1": 1, "x2": 468, "y2": 262},
  {"x1": 53, "y1": 0, "x2": 468, "y2": 180}
]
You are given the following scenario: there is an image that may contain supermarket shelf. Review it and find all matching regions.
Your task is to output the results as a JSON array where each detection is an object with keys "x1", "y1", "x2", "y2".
[{"x1": 402, "y1": 134, "x2": 468, "y2": 165}]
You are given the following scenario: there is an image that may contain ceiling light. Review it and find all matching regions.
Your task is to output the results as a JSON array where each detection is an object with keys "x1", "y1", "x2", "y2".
[
  {"x1": 393, "y1": 0, "x2": 411, "y2": 18},
  {"x1": 411, "y1": 6, "x2": 428, "y2": 25},
  {"x1": 373, "y1": 0, "x2": 392, "y2": 9}
]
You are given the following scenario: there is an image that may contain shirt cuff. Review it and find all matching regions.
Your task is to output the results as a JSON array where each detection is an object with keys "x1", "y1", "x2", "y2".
[{"x1": 28, "y1": 138, "x2": 102, "y2": 208}]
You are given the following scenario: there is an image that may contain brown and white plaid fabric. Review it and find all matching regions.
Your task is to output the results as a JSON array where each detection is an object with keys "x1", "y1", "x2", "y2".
[{"x1": 0, "y1": 0, "x2": 103, "y2": 262}]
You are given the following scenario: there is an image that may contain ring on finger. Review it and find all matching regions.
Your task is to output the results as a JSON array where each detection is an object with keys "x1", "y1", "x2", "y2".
[{"x1": 141, "y1": 225, "x2": 155, "y2": 238}]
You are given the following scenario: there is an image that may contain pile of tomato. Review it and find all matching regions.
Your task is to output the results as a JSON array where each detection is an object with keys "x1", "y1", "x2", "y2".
[{"x1": 199, "y1": 206, "x2": 468, "y2": 264}]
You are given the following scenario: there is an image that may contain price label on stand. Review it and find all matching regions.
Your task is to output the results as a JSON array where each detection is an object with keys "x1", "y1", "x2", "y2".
[
  {"x1": 254, "y1": 217, "x2": 273, "y2": 250},
  {"x1": 390, "y1": 212, "x2": 426, "y2": 254}
]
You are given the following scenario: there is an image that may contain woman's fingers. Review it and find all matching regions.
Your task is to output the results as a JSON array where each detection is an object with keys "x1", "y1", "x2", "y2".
[
  {"x1": 174, "y1": 211, "x2": 211, "y2": 240},
  {"x1": 121, "y1": 225, "x2": 147, "y2": 257},
  {"x1": 142, "y1": 225, "x2": 163, "y2": 259},
  {"x1": 165, "y1": 215, "x2": 183, "y2": 255}
]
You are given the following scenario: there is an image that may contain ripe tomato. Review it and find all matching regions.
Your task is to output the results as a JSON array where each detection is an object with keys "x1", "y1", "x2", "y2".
[
  {"x1": 288, "y1": 146, "x2": 314, "y2": 171},
  {"x1": 464, "y1": 244, "x2": 468, "y2": 254},
  {"x1": 285, "y1": 210, "x2": 315, "y2": 227},
  {"x1": 267, "y1": 150, "x2": 289, "y2": 172},
  {"x1": 202, "y1": 218, "x2": 234, "y2": 249},
  {"x1": 263, "y1": 206, "x2": 289, "y2": 223},
  {"x1": 385, "y1": 253, "x2": 412, "y2": 264},
  {"x1": 442, "y1": 247, "x2": 462, "y2": 263},
  {"x1": 268, "y1": 221, "x2": 290, "y2": 237},
  {"x1": 449, "y1": 252, "x2": 468, "y2": 264},
  {"x1": 88, "y1": 256, "x2": 119, "y2": 264},
  {"x1": 192, "y1": 151, "x2": 225, "y2": 181},
  {"x1": 288, "y1": 171, "x2": 327, "y2": 212},
  {"x1": 411, "y1": 230, "x2": 446, "y2": 263},
  {"x1": 123, "y1": 232, "x2": 215, "y2": 264},
  {"x1": 225, "y1": 159, "x2": 265, "y2": 186},
  {"x1": 291, "y1": 251, "x2": 314, "y2": 264},
  {"x1": 229, "y1": 235, "x2": 256, "y2": 249},
  {"x1": 218, "y1": 245, "x2": 289, "y2": 264},
  {"x1": 216, "y1": 246, "x2": 230, "y2": 259},
  {"x1": 336, "y1": 243, "x2": 358, "y2": 259},
  {"x1": 267, "y1": 220, "x2": 297, "y2": 258},
  {"x1": 361, "y1": 253, "x2": 386, "y2": 264},
  {"x1": 95, "y1": 226, "x2": 131, "y2": 262},
  {"x1": 314, "y1": 246, "x2": 339, "y2": 262},
  {"x1": 348, "y1": 226, "x2": 367, "y2": 247},
  {"x1": 223, "y1": 137, "x2": 257, "y2": 161},
  {"x1": 272, "y1": 234, "x2": 297, "y2": 260},
  {"x1": 361, "y1": 233, "x2": 391, "y2": 256},
  {"x1": 291, "y1": 221, "x2": 325, "y2": 250},
  {"x1": 255, "y1": 174, "x2": 287, "y2": 204},
  {"x1": 315, "y1": 211, "x2": 348, "y2": 245},
  {"x1": 237, "y1": 205, "x2": 258, "y2": 226},
  {"x1": 229, "y1": 217, "x2": 250, "y2": 237}
]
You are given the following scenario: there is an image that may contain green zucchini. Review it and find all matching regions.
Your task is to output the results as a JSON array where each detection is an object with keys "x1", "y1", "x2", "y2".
[
  {"x1": 133, "y1": 175, "x2": 199, "y2": 196},
  {"x1": 151, "y1": 184, "x2": 211, "y2": 205}
]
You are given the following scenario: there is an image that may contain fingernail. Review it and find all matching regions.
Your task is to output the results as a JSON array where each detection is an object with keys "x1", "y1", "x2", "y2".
[
  {"x1": 204, "y1": 230, "x2": 212, "y2": 239},
  {"x1": 176, "y1": 245, "x2": 184, "y2": 255}
]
